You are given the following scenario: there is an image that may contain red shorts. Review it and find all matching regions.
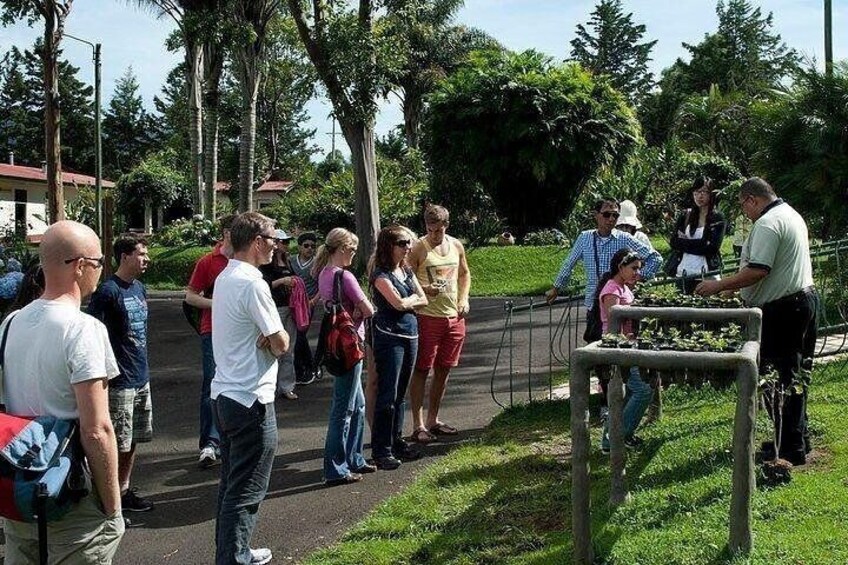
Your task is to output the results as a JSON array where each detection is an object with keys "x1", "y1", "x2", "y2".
[{"x1": 415, "y1": 315, "x2": 467, "y2": 371}]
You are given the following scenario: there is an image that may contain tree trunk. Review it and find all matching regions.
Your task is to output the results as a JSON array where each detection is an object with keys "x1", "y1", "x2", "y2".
[
  {"x1": 402, "y1": 90, "x2": 422, "y2": 150},
  {"x1": 156, "y1": 206, "x2": 163, "y2": 230},
  {"x1": 341, "y1": 119, "x2": 380, "y2": 271},
  {"x1": 203, "y1": 41, "x2": 223, "y2": 220},
  {"x1": 186, "y1": 41, "x2": 204, "y2": 216},
  {"x1": 237, "y1": 58, "x2": 261, "y2": 213},
  {"x1": 144, "y1": 200, "x2": 153, "y2": 234},
  {"x1": 43, "y1": 0, "x2": 64, "y2": 223}
]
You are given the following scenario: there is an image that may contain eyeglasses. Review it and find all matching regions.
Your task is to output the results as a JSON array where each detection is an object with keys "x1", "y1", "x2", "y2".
[
  {"x1": 394, "y1": 239, "x2": 412, "y2": 248},
  {"x1": 300, "y1": 243, "x2": 315, "y2": 248},
  {"x1": 64, "y1": 256, "x2": 105, "y2": 268},
  {"x1": 258, "y1": 234, "x2": 276, "y2": 242},
  {"x1": 600, "y1": 211, "x2": 620, "y2": 219}
]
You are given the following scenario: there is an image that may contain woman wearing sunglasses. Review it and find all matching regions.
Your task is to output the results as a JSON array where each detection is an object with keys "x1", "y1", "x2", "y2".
[
  {"x1": 596, "y1": 248, "x2": 652, "y2": 454},
  {"x1": 367, "y1": 225, "x2": 428, "y2": 469}
]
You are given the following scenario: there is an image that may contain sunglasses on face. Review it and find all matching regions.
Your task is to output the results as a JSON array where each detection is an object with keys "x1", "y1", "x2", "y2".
[
  {"x1": 394, "y1": 239, "x2": 412, "y2": 248},
  {"x1": 300, "y1": 242, "x2": 315, "y2": 248},
  {"x1": 600, "y1": 211, "x2": 620, "y2": 219},
  {"x1": 64, "y1": 256, "x2": 106, "y2": 268}
]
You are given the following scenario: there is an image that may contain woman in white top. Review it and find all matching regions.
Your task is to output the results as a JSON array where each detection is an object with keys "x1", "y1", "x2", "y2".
[{"x1": 669, "y1": 177, "x2": 726, "y2": 294}]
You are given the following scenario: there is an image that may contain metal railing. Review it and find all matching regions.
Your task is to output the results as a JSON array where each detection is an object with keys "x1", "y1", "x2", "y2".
[{"x1": 489, "y1": 238, "x2": 848, "y2": 408}]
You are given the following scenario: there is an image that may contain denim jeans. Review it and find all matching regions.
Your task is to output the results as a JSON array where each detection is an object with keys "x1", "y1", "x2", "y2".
[
  {"x1": 602, "y1": 366, "x2": 652, "y2": 449},
  {"x1": 200, "y1": 334, "x2": 220, "y2": 449},
  {"x1": 323, "y1": 360, "x2": 367, "y2": 480},
  {"x1": 294, "y1": 306, "x2": 316, "y2": 379},
  {"x1": 276, "y1": 307, "x2": 297, "y2": 395},
  {"x1": 213, "y1": 396, "x2": 277, "y2": 565},
  {"x1": 372, "y1": 332, "x2": 418, "y2": 459}
]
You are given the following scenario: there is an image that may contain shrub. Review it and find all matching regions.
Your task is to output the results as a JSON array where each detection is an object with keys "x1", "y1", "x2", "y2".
[
  {"x1": 523, "y1": 228, "x2": 567, "y2": 247},
  {"x1": 151, "y1": 216, "x2": 220, "y2": 248},
  {"x1": 142, "y1": 245, "x2": 208, "y2": 288}
]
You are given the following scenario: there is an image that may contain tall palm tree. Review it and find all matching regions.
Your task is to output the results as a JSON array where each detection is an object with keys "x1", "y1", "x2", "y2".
[
  {"x1": 126, "y1": 0, "x2": 206, "y2": 215},
  {"x1": 1, "y1": 0, "x2": 73, "y2": 223},
  {"x1": 232, "y1": 0, "x2": 282, "y2": 213}
]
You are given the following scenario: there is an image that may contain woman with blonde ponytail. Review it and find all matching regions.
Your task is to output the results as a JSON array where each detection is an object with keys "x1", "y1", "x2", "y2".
[{"x1": 315, "y1": 228, "x2": 376, "y2": 486}]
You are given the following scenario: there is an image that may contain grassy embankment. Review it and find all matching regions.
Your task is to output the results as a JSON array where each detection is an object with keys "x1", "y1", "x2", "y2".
[
  {"x1": 304, "y1": 361, "x2": 848, "y2": 564},
  {"x1": 143, "y1": 235, "x2": 727, "y2": 294}
]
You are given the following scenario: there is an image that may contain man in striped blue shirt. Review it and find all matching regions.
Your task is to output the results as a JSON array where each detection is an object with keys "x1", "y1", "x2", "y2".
[{"x1": 545, "y1": 197, "x2": 663, "y2": 312}]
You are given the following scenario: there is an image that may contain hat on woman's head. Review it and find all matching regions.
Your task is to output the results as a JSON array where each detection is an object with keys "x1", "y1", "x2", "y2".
[
  {"x1": 274, "y1": 229, "x2": 292, "y2": 241},
  {"x1": 616, "y1": 200, "x2": 642, "y2": 230}
]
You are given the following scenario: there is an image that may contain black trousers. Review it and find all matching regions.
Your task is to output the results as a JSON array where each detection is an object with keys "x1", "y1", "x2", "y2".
[{"x1": 760, "y1": 288, "x2": 819, "y2": 456}]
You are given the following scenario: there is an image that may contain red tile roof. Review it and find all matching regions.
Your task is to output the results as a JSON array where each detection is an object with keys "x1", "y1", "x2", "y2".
[
  {"x1": 0, "y1": 163, "x2": 115, "y2": 188},
  {"x1": 215, "y1": 180, "x2": 294, "y2": 193},
  {"x1": 256, "y1": 180, "x2": 293, "y2": 193}
]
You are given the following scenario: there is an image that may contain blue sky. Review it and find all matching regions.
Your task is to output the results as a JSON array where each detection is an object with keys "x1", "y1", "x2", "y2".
[{"x1": 0, "y1": 0, "x2": 845, "y2": 162}]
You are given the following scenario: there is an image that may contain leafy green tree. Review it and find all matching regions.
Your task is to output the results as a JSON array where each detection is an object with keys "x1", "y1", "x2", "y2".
[
  {"x1": 1, "y1": 0, "x2": 74, "y2": 222},
  {"x1": 256, "y1": 16, "x2": 317, "y2": 179},
  {"x1": 674, "y1": 85, "x2": 756, "y2": 174},
  {"x1": 0, "y1": 43, "x2": 94, "y2": 174},
  {"x1": 383, "y1": 0, "x2": 500, "y2": 148},
  {"x1": 287, "y1": 0, "x2": 405, "y2": 267},
  {"x1": 570, "y1": 0, "x2": 657, "y2": 105},
  {"x1": 682, "y1": 0, "x2": 798, "y2": 95},
  {"x1": 751, "y1": 63, "x2": 848, "y2": 238},
  {"x1": 102, "y1": 67, "x2": 158, "y2": 177},
  {"x1": 640, "y1": 0, "x2": 798, "y2": 147},
  {"x1": 423, "y1": 49, "x2": 640, "y2": 236},
  {"x1": 115, "y1": 149, "x2": 191, "y2": 230}
]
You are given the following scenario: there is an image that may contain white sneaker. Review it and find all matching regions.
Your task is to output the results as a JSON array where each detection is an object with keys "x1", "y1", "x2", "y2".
[
  {"x1": 250, "y1": 547, "x2": 272, "y2": 564},
  {"x1": 198, "y1": 446, "x2": 217, "y2": 468}
]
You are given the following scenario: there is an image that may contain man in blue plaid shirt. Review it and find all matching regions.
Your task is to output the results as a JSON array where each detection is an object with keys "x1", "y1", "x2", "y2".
[{"x1": 545, "y1": 196, "x2": 663, "y2": 313}]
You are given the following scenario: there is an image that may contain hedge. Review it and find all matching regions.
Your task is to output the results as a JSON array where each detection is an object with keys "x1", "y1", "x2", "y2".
[{"x1": 142, "y1": 245, "x2": 208, "y2": 290}]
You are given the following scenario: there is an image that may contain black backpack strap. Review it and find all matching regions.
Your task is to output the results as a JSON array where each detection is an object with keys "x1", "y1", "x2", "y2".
[{"x1": 333, "y1": 269, "x2": 345, "y2": 305}]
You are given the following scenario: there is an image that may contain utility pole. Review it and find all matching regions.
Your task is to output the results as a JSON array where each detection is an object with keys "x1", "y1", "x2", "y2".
[
  {"x1": 824, "y1": 0, "x2": 833, "y2": 77},
  {"x1": 65, "y1": 33, "x2": 103, "y2": 237},
  {"x1": 326, "y1": 115, "x2": 344, "y2": 156}
]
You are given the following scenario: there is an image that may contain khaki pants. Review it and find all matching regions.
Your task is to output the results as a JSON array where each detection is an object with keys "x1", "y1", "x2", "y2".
[{"x1": 4, "y1": 491, "x2": 125, "y2": 565}]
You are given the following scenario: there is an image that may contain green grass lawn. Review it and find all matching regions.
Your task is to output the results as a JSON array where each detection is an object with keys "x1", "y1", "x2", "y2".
[
  {"x1": 304, "y1": 361, "x2": 848, "y2": 564},
  {"x1": 142, "y1": 237, "x2": 733, "y2": 295}
]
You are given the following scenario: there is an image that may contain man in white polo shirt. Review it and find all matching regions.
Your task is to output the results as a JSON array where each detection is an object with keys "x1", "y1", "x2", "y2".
[
  {"x1": 211, "y1": 212, "x2": 289, "y2": 565},
  {"x1": 697, "y1": 177, "x2": 818, "y2": 466}
]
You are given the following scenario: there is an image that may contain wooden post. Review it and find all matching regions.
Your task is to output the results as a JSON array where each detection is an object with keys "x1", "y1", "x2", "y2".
[
  {"x1": 729, "y1": 351, "x2": 758, "y2": 555},
  {"x1": 102, "y1": 194, "x2": 114, "y2": 279},
  {"x1": 570, "y1": 352, "x2": 593, "y2": 564},
  {"x1": 608, "y1": 365, "x2": 628, "y2": 505}
]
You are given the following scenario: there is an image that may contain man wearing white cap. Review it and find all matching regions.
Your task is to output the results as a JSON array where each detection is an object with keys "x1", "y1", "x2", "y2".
[{"x1": 616, "y1": 200, "x2": 654, "y2": 250}]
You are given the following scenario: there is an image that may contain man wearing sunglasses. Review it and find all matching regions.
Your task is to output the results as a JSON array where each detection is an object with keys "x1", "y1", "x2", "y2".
[
  {"x1": 88, "y1": 235, "x2": 154, "y2": 513},
  {"x1": 2, "y1": 221, "x2": 125, "y2": 563},
  {"x1": 546, "y1": 197, "x2": 662, "y2": 312},
  {"x1": 290, "y1": 232, "x2": 321, "y2": 385}
]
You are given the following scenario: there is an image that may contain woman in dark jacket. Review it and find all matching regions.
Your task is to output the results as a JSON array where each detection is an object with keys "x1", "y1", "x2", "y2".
[
  {"x1": 259, "y1": 229, "x2": 299, "y2": 399},
  {"x1": 669, "y1": 177, "x2": 726, "y2": 294}
]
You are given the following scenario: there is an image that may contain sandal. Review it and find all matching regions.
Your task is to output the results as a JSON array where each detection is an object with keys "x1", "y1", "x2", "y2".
[
  {"x1": 411, "y1": 428, "x2": 434, "y2": 444},
  {"x1": 429, "y1": 422, "x2": 458, "y2": 436}
]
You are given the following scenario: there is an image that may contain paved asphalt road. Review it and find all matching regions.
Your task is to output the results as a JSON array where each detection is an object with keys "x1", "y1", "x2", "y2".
[{"x1": 106, "y1": 295, "x2": 577, "y2": 564}]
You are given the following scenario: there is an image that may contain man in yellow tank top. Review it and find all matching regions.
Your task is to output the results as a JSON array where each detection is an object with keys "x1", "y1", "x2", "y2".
[{"x1": 407, "y1": 204, "x2": 471, "y2": 443}]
